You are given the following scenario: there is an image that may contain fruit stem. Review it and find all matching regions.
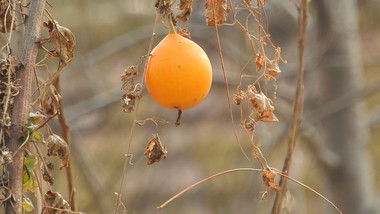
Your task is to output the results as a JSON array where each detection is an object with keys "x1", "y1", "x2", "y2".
[
  {"x1": 168, "y1": 15, "x2": 176, "y2": 34},
  {"x1": 175, "y1": 110, "x2": 182, "y2": 126}
]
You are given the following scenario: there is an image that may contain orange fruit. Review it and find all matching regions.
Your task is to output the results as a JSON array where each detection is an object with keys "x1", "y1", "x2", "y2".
[{"x1": 145, "y1": 30, "x2": 212, "y2": 110}]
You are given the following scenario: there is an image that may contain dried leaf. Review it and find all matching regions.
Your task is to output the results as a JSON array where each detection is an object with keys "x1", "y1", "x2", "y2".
[
  {"x1": 43, "y1": 191, "x2": 71, "y2": 214},
  {"x1": 256, "y1": 52, "x2": 264, "y2": 72},
  {"x1": 247, "y1": 85, "x2": 278, "y2": 122},
  {"x1": 40, "y1": 20, "x2": 76, "y2": 65},
  {"x1": 121, "y1": 66, "x2": 138, "y2": 91},
  {"x1": 43, "y1": 160, "x2": 55, "y2": 186},
  {"x1": 265, "y1": 48, "x2": 282, "y2": 80},
  {"x1": 0, "y1": 1, "x2": 17, "y2": 33},
  {"x1": 155, "y1": 0, "x2": 176, "y2": 18},
  {"x1": 121, "y1": 84, "x2": 142, "y2": 113},
  {"x1": 0, "y1": 147, "x2": 12, "y2": 165},
  {"x1": 41, "y1": 85, "x2": 61, "y2": 115},
  {"x1": 233, "y1": 90, "x2": 246, "y2": 105},
  {"x1": 262, "y1": 170, "x2": 280, "y2": 193},
  {"x1": 177, "y1": 0, "x2": 193, "y2": 22},
  {"x1": 46, "y1": 134, "x2": 69, "y2": 169},
  {"x1": 205, "y1": 0, "x2": 228, "y2": 26},
  {"x1": 144, "y1": 134, "x2": 167, "y2": 165},
  {"x1": 176, "y1": 27, "x2": 191, "y2": 39}
]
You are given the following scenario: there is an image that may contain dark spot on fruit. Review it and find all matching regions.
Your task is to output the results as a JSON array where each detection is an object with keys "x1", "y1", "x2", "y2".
[
  {"x1": 177, "y1": 65, "x2": 181, "y2": 69},
  {"x1": 173, "y1": 105, "x2": 180, "y2": 109}
]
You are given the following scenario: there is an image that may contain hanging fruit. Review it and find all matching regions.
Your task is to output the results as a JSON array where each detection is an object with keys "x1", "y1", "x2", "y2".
[{"x1": 145, "y1": 17, "x2": 212, "y2": 111}]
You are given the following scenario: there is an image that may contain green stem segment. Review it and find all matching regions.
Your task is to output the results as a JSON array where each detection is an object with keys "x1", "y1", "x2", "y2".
[{"x1": 168, "y1": 16, "x2": 176, "y2": 34}]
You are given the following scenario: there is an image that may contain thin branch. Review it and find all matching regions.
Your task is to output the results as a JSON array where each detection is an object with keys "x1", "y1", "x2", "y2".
[
  {"x1": 55, "y1": 77, "x2": 76, "y2": 211},
  {"x1": 156, "y1": 168, "x2": 264, "y2": 210},
  {"x1": 271, "y1": 1, "x2": 308, "y2": 214}
]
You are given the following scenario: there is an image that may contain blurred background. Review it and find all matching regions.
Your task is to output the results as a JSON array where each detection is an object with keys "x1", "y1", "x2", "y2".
[{"x1": 38, "y1": 0, "x2": 380, "y2": 214}]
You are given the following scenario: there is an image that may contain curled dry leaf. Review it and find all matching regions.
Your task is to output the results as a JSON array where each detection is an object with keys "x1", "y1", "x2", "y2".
[
  {"x1": 205, "y1": 0, "x2": 228, "y2": 26},
  {"x1": 262, "y1": 170, "x2": 280, "y2": 193},
  {"x1": 176, "y1": 27, "x2": 191, "y2": 39},
  {"x1": 41, "y1": 85, "x2": 61, "y2": 115},
  {"x1": 40, "y1": 20, "x2": 76, "y2": 66},
  {"x1": 121, "y1": 66, "x2": 142, "y2": 113},
  {"x1": 121, "y1": 84, "x2": 142, "y2": 113},
  {"x1": 43, "y1": 191, "x2": 71, "y2": 214},
  {"x1": 0, "y1": 1, "x2": 16, "y2": 33},
  {"x1": 155, "y1": 0, "x2": 176, "y2": 18},
  {"x1": 247, "y1": 85, "x2": 278, "y2": 122},
  {"x1": 177, "y1": 0, "x2": 193, "y2": 22},
  {"x1": 233, "y1": 90, "x2": 246, "y2": 105},
  {"x1": 256, "y1": 52, "x2": 264, "y2": 72},
  {"x1": 265, "y1": 47, "x2": 282, "y2": 80},
  {"x1": 144, "y1": 134, "x2": 167, "y2": 165},
  {"x1": 121, "y1": 66, "x2": 138, "y2": 91},
  {"x1": 42, "y1": 160, "x2": 54, "y2": 186},
  {"x1": 46, "y1": 134, "x2": 69, "y2": 169}
]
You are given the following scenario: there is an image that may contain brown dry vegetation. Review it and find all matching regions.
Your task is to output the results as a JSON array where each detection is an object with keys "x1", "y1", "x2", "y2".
[{"x1": 1, "y1": 0, "x2": 380, "y2": 213}]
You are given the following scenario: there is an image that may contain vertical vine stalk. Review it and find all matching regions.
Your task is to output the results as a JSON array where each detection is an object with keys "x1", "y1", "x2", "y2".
[
  {"x1": 271, "y1": 1, "x2": 308, "y2": 214},
  {"x1": 5, "y1": 0, "x2": 47, "y2": 213},
  {"x1": 55, "y1": 78, "x2": 76, "y2": 211}
]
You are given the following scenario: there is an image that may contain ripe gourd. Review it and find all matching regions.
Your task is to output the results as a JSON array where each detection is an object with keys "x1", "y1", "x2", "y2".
[{"x1": 145, "y1": 20, "x2": 212, "y2": 110}]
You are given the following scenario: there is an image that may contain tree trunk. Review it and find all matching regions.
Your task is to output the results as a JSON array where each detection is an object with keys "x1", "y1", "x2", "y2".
[
  {"x1": 5, "y1": 0, "x2": 47, "y2": 213},
  {"x1": 315, "y1": 1, "x2": 376, "y2": 213}
]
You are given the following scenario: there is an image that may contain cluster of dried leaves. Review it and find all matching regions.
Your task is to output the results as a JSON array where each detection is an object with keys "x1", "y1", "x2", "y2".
[{"x1": 121, "y1": 66, "x2": 142, "y2": 113}]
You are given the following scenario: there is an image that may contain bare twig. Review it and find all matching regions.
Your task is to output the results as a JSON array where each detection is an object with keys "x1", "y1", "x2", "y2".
[
  {"x1": 271, "y1": 1, "x2": 308, "y2": 214},
  {"x1": 6, "y1": 0, "x2": 47, "y2": 213},
  {"x1": 55, "y1": 77, "x2": 76, "y2": 211}
]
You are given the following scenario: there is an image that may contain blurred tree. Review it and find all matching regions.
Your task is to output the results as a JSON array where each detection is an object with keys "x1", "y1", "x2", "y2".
[{"x1": 314, "y1": 1, "x2": 376, "y2": 213}]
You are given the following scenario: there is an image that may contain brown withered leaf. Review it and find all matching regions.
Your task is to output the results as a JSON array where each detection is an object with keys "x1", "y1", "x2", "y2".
[
  {"x1": 256, "y1": 52, "x2": 264, "y2": 72},
  {"x1": 247, "y1": 85, "x2": 278, "y2": 122},
  {"x1": 0, "y1": 1, "x2": 16, "y2": 33},
  {"x1": 40, "y1": 20, "x2": 76, "y2": 66},
  {"x1": 262, "y1": 170, "x2": 280, "y2": 193},
  {"x1": 233, "y1": 90, "x2": 246, "y2": 105},
  {"x1": 121, "y1": 66, "x2": 138, "y2": 91},
  {"x1": 155, "y1": 0, "x2": 176, "y2": 18},
  {"x1": 121, "y1": 84, "x2": 142, "y2": 113},
  {"x1": 177, "y1": 0, "x2": 193, "y2": 22},
  {"x1": 144, "y1": 134, "x2": 167, "y2": 165},
  {"x1": 41, "y1": 85, "x2": 61, "y2": 115},
  {"x1": 46, "y1": 134, "x2": 69, "y2": 169},
  {"x1": 205, "y1": 0, "x2": 228, "y2": 26},
  {"x1": 43, "y1": 191, "x2": 71, "y2": 214},
  {"x1": 176, "y1": 27, "x2": 191, "y2": 39},
  {"x1": 265, "y1": 47, "x2": 282, "y2": 80}
]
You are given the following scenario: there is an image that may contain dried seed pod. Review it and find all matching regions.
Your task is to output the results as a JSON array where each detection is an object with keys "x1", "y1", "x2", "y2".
[
  {"x1": 46, "y1": 134, "x2": 69, "y2": 169},
  {"x1": 144, "y1": 134, "x2": 167, "y2": 165}
]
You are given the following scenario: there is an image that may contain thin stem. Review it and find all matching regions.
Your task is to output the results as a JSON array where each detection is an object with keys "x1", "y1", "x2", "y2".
[
  {"x1": 157, "y1": 168, "x2": 264, "y2": 210},
  {"x1": 271, "y1": 1, "x2": 308, "y2": 214},
  {"x1": 6, "y1": 0, "x2": 47, "y2": 213},
  {"x1": 55, "y1": 77, "x2": 76, "y2": 211},
  {"x1": 168, "y1": 15, "x2": 176, "y2": 34}
]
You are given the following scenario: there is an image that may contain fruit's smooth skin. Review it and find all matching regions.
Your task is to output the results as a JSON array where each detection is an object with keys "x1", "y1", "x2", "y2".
[{"x1": 145, "y1": 32, "x2": 212, "y2": 110}]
